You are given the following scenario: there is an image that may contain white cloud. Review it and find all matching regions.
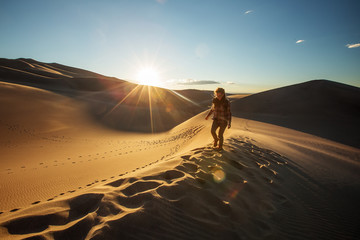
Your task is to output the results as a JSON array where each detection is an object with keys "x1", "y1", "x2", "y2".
[
  {"x1": 180, "y1": 79, "x2": 219, "y2": 85},
  {"x1": 346, "y1": 43, "x2": 360, "y2": 48},
  {"x1": 156, "y1": 0, "x2": 167, "y2": 4},
  {"x1": 167, "y1": 79, "x2": 219, "y2": 85},
  {"x1": 245, "y1": 10, "x2": 253, "y2": 14},
  {"x1": 296, "y1": 40, "x2": 305, "y2": 44}
]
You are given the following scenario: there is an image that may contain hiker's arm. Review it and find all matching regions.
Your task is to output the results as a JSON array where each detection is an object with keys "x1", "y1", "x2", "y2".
[
  {"x1": 205, "y1": 104, "x2": 214, "y2": 120},
  {"x1": 227, "y1": 102, "x2": 232, "y2": 128}
]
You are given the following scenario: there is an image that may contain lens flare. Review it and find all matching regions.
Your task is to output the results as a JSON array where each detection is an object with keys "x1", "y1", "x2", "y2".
[{"x1": 213, "y1": 169, "x2": 226, "y2": 183}]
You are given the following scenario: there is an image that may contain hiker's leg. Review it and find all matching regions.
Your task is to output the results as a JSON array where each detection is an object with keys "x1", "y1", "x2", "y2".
[
  {"x1": 211, "y1": 120, "x2": 219, "y2": 146},
  {"x1": 218, "y1": 121, "x2": 227, "y2": 148}
]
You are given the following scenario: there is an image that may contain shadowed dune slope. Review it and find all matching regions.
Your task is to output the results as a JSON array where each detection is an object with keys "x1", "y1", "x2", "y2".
[
  {"x1": 97, "y1": 85, "x2": 207, "y2": 132},
  {"x1": 174, "y1": 89, "x2": 214, "y2": 107},
  {"x1": 231, "y1": 80, "x2": 360, "y2": 148}
]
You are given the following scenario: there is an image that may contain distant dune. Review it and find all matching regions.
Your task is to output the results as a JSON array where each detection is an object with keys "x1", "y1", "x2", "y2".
[
  {"x1": 231, "y1": 80, "x2": 360, "y2": 148},
  {"x1": 0, "y1": 58, "x2": 212, "y2": 132},
  {"x1": 1, "y1": 59, "x2": 359, "y2": 239}
]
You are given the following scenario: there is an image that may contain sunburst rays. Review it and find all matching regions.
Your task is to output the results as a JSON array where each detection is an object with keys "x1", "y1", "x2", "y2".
[
  {"x1": 147, "y1": 85, "x2": 154, "y2": 133},
  {"x1": 100, "y1": 83, "x2": 200, "y2": 133},
  {"x1": 104, "y1": 84, "x2": 141, "y2": 118}
]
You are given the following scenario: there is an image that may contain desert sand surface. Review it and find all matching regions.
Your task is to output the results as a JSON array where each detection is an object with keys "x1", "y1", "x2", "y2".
[{"x1": 1, "y1": 59, "x2": 359, "y2": 239}]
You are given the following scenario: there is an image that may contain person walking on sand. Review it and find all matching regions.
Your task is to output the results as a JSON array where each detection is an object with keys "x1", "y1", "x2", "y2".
[{"x1": 205, "y1": 87, "x2": 231, "y2": 150}]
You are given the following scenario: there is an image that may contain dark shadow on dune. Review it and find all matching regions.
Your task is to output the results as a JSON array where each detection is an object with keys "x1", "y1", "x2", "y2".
[{"x1": 231, "y1": 80, "x2": 360, "y2": 148}]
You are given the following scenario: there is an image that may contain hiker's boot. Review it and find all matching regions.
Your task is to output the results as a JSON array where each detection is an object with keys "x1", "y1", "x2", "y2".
[{"x1": 218, "y1": 139, "x2": 224, "y2": 150}]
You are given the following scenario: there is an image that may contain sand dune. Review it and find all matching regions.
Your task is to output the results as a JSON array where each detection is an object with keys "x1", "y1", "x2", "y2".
[
  {"x1": 1, "y1": 59, "x2": 360, "y2": 239},
  {"x1": 0, "y1": 81, "x2": 205, "y2": 211},
  {"x1": 1, "y1": 113, "x2": 359, "y2": 239},
  {"x1": 0, "y1": 58, "x2": 211, "y2": 132},
  {"x1": 231, "y1": 79, "x2": 360, "y2": 148}
]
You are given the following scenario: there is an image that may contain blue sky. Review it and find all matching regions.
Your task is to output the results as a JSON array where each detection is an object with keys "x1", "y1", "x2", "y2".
[{"x1": 1, "y1": 0, "x2": 359, "y2": 93}]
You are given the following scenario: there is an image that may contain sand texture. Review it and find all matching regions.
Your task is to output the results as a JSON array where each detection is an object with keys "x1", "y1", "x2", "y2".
[{"x1": 1, "y1": 59, "x2": 360, "y2": 239}]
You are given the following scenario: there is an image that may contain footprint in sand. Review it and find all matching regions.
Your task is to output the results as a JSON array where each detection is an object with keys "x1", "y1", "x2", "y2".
[
  {"x1": 181, "y1": 155, "x2": 191, "y2": 160},
  {"x1": 182, "y1": 162, "x2": 198, "y2": 173},
  {"x1": 107, "y1": 178, "x2": 125, "y2": 187},
  {"x1": 5, "y1": 193, "x2": 104, "y2": 235},
  {"x1": 121, "y1": 181, "x2": 162, "y2": 197},
  {"x1": 228, "y1": 159, "x2": 245, "y2": 170}
]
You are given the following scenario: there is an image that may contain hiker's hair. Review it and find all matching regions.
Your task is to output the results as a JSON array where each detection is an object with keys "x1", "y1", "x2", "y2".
[{"x1": 214, "y1": 87, "x2": 225, "y2": 96}]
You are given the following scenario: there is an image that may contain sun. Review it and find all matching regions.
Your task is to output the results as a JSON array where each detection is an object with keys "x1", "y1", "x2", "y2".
[{"x1": 136, "y1": 67, "x2": 162, "y2": 87}]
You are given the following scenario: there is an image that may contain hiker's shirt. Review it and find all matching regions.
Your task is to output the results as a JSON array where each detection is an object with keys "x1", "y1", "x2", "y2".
[{"x1": 210, "y1": 98, "x2": 232, "y2": 125}]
